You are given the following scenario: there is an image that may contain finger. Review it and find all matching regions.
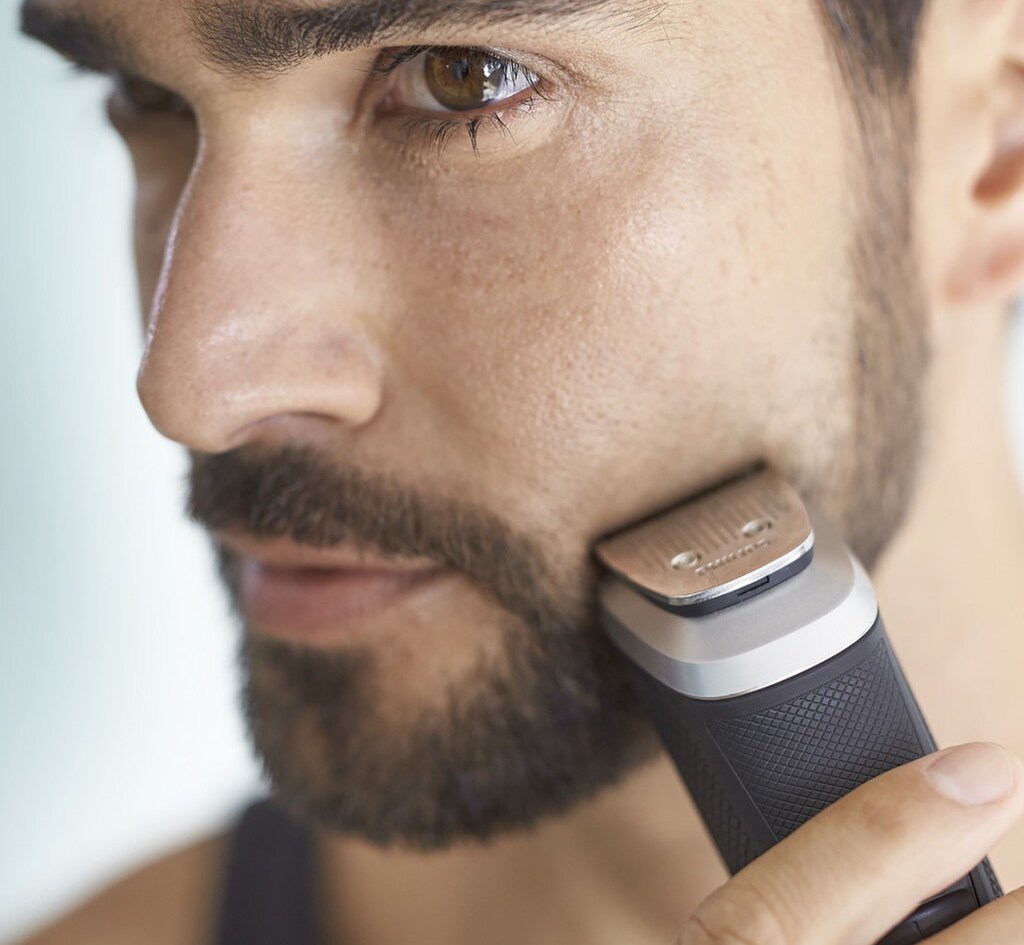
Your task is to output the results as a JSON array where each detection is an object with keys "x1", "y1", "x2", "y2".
[
  {"x1": 678, "y1": 742, "x2": 1024, "y2": 945},
  {"x1": 927, "y1": 883, "x2": 1024, "y2": 944}
]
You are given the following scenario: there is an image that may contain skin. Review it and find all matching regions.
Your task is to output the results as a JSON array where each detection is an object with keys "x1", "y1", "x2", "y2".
[{"x1": 16, "y1": 0, "x2": 1024, "y2": 942}]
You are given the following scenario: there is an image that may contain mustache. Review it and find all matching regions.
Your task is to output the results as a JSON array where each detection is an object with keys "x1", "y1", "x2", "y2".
[{"x1": 186, "y1": 446, "x2": 576, "y2": 626}]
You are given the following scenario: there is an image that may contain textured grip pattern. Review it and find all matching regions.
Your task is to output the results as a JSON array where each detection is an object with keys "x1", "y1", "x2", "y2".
[
  {"x1": 624, "y1": 661, "x2": 757, "y2": 871},
  {"x1": 708, "y1": 638, "x2": 924, "y2": 841},
  {"x1": 671, "y1": 717, "x2": 755, "y2": 871},
  {"x1": 981, "y1": 856, "x2": 1004, "y2": 898}
]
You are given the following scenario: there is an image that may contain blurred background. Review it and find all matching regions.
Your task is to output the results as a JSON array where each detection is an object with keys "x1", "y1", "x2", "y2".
[
  {"x1": 3, "y1": 0, "x2": 1024, "y2": 942},
  {"x1": 1, "y1": 3, "x2": 262, "y2": 941}
]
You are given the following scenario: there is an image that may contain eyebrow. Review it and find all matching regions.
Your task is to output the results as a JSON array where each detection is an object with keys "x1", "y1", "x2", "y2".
[
  {"x1": 19, "y1": 0, "x2": 667, "y2": 79},
  {"x1": 19, "y1": 2, "x2": 137, "y2": 75}
]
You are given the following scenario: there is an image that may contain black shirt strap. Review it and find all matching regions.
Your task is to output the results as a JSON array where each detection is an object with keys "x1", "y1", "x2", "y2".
[{"x1": 211, "y1": 797, "x2": 320, "y2": 945}]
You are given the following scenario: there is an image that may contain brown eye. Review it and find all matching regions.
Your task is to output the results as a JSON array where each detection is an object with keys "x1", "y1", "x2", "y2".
[
  {"x1": 386, "y1": 48, "x2": 539, "y2": 115},
  {"x1": 422, "y1": 50, "x2": 528, "y2": 112},
  {"x1": 374, "y1": 45, "x2": 550, "y2": 158},
  {"x1": 110, "y1": 72, "x2": 191, "y2": 115}
]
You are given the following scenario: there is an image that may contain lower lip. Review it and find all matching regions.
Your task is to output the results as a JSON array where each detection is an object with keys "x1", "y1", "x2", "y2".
[{"x1": 239, "y1": 559, "x2": 444, "y2": 644}]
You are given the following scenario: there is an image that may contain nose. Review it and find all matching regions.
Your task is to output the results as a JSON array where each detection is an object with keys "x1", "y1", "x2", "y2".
[{"x1": 136, "y1": 135, "x2": 385, "y2": 454}]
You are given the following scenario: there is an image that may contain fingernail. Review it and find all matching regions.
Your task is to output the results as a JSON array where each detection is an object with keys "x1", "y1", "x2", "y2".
[{"x1": 926, "y1": 743, "x2": 1017, "y2": 806}]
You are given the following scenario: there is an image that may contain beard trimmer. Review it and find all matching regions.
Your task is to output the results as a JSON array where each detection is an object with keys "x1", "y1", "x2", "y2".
[{"x1": 594, "y1": 467, "x2": 1001, "y2": 944}]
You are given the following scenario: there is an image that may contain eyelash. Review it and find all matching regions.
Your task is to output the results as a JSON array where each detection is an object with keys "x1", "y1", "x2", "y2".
[{"x1": 405, "y1": 107, "x2": 521, "y2": 158}]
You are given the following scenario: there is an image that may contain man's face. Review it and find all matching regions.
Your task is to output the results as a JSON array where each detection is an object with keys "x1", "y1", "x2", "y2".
[{"x1": 26, "y1": 0, "x2": 929, "y2": 845}]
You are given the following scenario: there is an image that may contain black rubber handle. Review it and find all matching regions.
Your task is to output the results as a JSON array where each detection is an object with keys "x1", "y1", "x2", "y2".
[{"x1": 621, "y1": 613, "x2": 1001, "y2": 942}]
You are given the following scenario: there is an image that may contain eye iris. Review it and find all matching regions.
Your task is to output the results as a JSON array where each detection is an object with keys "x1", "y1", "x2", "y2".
[{"x1": 424, "y1": 50, "x2": 512, "y2": 112}]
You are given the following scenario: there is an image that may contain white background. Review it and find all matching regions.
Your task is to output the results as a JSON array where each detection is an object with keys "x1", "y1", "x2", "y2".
[{"x1": 3, "y1": 2, "x2": 1024, "y2": 942}]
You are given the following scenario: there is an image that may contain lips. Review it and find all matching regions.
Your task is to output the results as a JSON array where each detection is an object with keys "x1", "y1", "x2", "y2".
[{"x1": 219, "y1": 531, "x2": 447, "y2": 644}]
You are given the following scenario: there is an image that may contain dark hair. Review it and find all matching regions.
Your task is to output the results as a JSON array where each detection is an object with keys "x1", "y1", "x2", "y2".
[{"x1": 818, "y1": 0, "x2": 929, "y2": 96}]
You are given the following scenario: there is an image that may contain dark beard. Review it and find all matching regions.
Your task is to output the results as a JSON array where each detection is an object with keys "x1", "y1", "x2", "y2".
[{"x1": 191, "y1": 448, "x2": 659, "y2": 849}]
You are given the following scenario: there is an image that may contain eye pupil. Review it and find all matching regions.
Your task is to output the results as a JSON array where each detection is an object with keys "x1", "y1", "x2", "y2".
[{"x1": 424, "y1": 50, "x2": 509, "y2": 112}]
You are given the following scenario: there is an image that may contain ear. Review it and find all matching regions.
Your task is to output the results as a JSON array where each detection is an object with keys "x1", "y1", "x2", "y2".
[{"x1": 933, "y1": 0, "x2": 1024, "y2": 307}]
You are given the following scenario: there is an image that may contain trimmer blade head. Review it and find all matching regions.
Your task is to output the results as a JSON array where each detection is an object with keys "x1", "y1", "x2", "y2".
[{"x1": 594, "y1": 467, "x2": 813, "y2": 608}]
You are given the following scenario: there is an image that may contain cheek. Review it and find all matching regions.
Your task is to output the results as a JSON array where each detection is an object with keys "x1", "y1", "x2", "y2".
[{"x1": 379, "y1": 113, "x2": 854, "y2": 546}]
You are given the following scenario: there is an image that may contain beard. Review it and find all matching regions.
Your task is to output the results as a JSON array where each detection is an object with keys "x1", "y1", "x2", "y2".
[
  {"x1": 190, "y1": 448, "x2": 660, "y2": 849},
  {"x1": 808, "y1": 92, "x2": 930, "y2": 574},
  {"x1": 186, "y1": 98, "x2": 930, "y2": 849}
]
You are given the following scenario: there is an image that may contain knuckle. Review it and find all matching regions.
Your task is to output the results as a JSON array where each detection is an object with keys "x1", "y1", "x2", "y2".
[{"x1": 678, "y1": 880, "x2": 795, "y2": 945}]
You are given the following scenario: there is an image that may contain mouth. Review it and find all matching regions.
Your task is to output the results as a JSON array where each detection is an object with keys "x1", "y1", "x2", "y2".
[{"x1": 217, "y1": 531, "x2": 449, "y2": 645}]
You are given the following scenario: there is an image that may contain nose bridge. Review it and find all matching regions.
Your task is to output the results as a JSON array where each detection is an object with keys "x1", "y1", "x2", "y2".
[{"x1": 137, "y1": 128, "x2": 385, "y2": 452}]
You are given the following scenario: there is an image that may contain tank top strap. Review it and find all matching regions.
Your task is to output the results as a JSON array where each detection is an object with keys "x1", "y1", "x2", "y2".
[{"x1": 211, "y1": 796, "x2": 320, "y2": 945}]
